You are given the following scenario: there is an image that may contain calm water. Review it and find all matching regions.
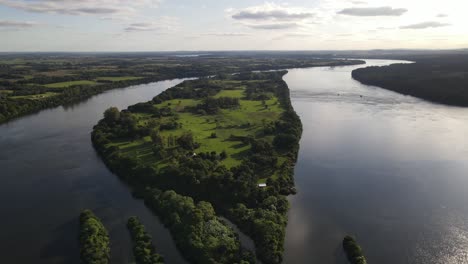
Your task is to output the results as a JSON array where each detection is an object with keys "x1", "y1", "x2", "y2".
[
  {"x1": 283, "y1": 60, "x2": 468, "y2": 264},
  {"x1": 2, "y1": 60, "x2": 468, "y2": 264},
  {"x1": 0, "y1": 79, "x2": 190, "y2": 264}
]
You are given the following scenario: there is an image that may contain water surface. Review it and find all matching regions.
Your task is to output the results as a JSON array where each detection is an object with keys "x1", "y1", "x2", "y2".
[
  {"x1": 0, "y1": 80, "x2": 190, "y2": 264},
  {"x1": 2, "y1": 60, "x2": 468, "y2": 264},
  {"x1": 284, "y1": 60, "x2": 468, "y2": 264}
]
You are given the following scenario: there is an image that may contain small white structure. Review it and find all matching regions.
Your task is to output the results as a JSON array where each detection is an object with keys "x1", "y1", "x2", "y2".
[{"x1": 258, "y1": 183, "x2": 267, "y2": 188}]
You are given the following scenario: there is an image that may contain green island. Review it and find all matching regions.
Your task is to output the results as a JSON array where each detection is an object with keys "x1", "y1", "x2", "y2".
[
  {"x1": 127, "y1": 216, "x2": 165, "y2": 264},
  {"x1": 0, "y1": 53, "x2": 364, "y2": 124},
  {"x1": 79, "y1": 210, "x2": 111, "y2": 264},
  {"x1": 342, "y1": 236, "x2": 368, "y2": 264},
  {"x1": 92, "y1": 71, "x2": 302, "y2": 263}
]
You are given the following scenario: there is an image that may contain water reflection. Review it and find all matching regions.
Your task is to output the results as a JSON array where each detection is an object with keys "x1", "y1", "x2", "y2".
[
  {"x1": 283, "y1": 60, "x2": 468, "y2": 264},
  {"x1": 0, "y1": 79, "x2": 189, "y2": 264}
]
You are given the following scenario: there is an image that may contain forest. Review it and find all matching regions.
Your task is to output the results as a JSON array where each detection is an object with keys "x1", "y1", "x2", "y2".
[
  {"x1": 0, "y1": 53, "x2": 363, "y2": 124},
  {"x1": 352, "y1": 54, "x2": 468, "y2": 106},
  {"x1": 127, "y1": 216, "x2": 165, "y2": 264},
  {"x1": 79, "y1": 210, "x2": 110, "y2": 264},
  {"x1": 92, "y1": 71, "x2": 302, "y2": 263},
  {"x1": 342, "y1": 236, "x2": 367, "y2": 264}
]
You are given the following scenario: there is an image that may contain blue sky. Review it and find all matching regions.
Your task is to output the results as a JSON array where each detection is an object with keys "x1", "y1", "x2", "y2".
[{"x1": 0, "y1": 0, "x2": 466, "y2": 51}]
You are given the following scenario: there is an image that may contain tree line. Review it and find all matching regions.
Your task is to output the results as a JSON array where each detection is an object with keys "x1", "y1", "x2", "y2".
[{"x1": 79, "y1": 210, "x2": 166, "y2": 264}]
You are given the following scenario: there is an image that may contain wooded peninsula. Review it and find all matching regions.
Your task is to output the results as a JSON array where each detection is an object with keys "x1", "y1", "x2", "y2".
[
  {"x1": 92, "y1": 71, "x2": 302, "y2": 263},
  {"x1": 352, "y1": 54, "x2": 468, "y2": 106}
]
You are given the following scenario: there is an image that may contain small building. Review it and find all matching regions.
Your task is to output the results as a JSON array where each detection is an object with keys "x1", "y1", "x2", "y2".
[{"x1": 258, "y1": 183, "x2": 267, "y2": 188}]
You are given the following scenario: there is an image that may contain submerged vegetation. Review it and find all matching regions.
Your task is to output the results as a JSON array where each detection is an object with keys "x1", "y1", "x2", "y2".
[
  {"x1": 79, "y1": 210, "x2": 110, "y2": 264},
  {"x1": 0, "y1": 53, "x2": 363, "y2": 124},
  {"x1": 92, "y1": 71, "x2": 302, "y2": 263},
  {"x1": 343, "y1": 236, "x2": 367, "y2": 264}
]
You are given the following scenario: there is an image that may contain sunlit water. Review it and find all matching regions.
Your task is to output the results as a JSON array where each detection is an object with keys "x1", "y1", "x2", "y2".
[
  {"x1": 1, "y1": 60, "x2": 468, "y2": 264},
  {"x1": 283, "y1": 60, "x2": 468, "y2": 264}
]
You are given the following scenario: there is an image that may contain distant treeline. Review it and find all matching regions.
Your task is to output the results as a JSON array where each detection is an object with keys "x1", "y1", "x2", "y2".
[
  {"x1": 352, "y1": 55, "x2": 468, "y2": 106},
  {"x1": 0, "y1": 55, "x2": 363, "y2": 124}
]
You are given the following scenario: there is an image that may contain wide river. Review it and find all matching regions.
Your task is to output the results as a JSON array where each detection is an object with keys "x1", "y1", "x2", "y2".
[{"x1": 1, "y1": 60, "x2": 468, "y2": 263}]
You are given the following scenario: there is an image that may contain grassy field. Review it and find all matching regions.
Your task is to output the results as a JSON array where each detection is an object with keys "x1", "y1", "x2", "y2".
[
  {"x1": 10, "y1": 92, "x2": 59, "y2": 100},
  {"x1": 44, "y1": 80, "x2": 98, "y2": 88},
  {"x1": 109, "y1": 78, "x2": 286, "y2": 181},
  {"x1": 96, "y1": 76, "x2": 143, "y2": 82}
]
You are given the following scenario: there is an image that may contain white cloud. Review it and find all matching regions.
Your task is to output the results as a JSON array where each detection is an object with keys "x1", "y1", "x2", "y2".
[
  {"x1": 337, "y1": 6, "x2": 407, "y2": 16},
  {"x1": 229, "y1": 3, "x2": 316, "y2": 31},
  {"x1": 400, "y1": 21, "x2": 451, "y2": 29},
  {"x1": 124, "y1": 17, "x2": 180, "y2": 32},
  {"x1": 0, "y1": 20, "x2": 37, "y2": 28},
  {"x1": 0, "y1": 0, "x2": 161, "y2": 16},
  {"x1": 203, "y1": 32, "x2": 251, "y2": 37}
]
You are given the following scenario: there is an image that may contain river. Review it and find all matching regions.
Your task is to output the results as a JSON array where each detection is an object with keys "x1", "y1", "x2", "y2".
[
  {"x1": 283, "y1": 60, "x2": 468, "y2": 264},
  {"x1": 1, "y1": 60, "x2": 468, "y2": 264},
  {"x1": 0, "y1": 79, "x2": 190, "y2": 264}
]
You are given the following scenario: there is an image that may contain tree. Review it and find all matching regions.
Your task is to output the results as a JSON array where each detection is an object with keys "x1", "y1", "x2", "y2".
[
  {"x1": 177, "y1": 131, "x2": 195, "y2": 150},
  {"x1": 150, "y1": 130, "x2": 164, "y2": 147},
  {"x1": 104, "y1": 107, "x2": 120, "y2": 123},
  {"x1": 220, "y1": 150, "x2": 228, "y2": 160}
]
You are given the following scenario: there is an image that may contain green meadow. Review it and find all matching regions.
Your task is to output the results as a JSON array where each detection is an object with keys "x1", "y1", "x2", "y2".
[
  {"x1": 44, "y1": 80, "x2": 98, "y2": 88},
  {"x1": 96, "y1": 76, "x2": 143, "y2": 82},
  {"x1": 110, "y1": 78, "x2": 286, "y2": 181},
  {"x1": 10, "y1": 92, "x2": 60, "y2": 100}
]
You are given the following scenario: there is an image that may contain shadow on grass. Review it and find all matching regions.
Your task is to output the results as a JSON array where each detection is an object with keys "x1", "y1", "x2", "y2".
[{"x1": 231, "y1": 148, "x2": 250, "y2": 160}]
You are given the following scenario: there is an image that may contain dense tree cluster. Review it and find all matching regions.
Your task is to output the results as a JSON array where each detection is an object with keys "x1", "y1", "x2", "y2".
[
  {"x1": 92, "y1": 72, "x2": 303, "y2": 264},
  {"x1": 79, "y1": 210, "x2": 110, "y2": 264},
  {"x1": 187, "y1": 96, "x2": 240, "y2": 114},
  {"x1": 127, "y1": 216, "x2": 164, "y2": 264},
  {"x1": 352, "y1": 55, "x2": 468, "y2": 106},
  {"x1": 343, "y1": 236, "x2": 367, "y2": 264},
  {"x1": 144, "y1": 188, "x2": 255, "y2": 264}
]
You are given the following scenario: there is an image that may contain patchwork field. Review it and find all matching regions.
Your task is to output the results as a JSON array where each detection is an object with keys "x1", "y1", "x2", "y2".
[{"x1": 109, "y1": 78, "x2": 286, "y2": 180}]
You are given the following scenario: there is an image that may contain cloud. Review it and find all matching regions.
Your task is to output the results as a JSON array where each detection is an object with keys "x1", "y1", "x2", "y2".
[
  {"x1": 232, "y1": 10, "x2": 314, "y2": 21},
  {"x1": 0, "y1": 0, "x2": 161, "y2": 16},
  {"x1": 337, "y1": 6, "x2": 407, "y2": 16},
  {"x1": 400, "y1": 21, "x2": 451, "y2": 29},
  {"x1": 248, "y1": 23, "x2": 299, "y2": 30},
  {"x1": 203, "y1": 33, "x2": 251, "y2": 37},
  {"x1": 437, "y1": 13, "x2": 448, "y2": 18},
  {"x1": 229, "y1": 3, "x2": 315, "y2": 31},
  {"x1": 351, "y1": 1, "x2": 367, "y2": 4},
  {"x1": 124, "y1": 17, "x2": 180, "y2": 32},
  {"x1": 0, "y1": 20, "x2": 37, "y2": 28}
]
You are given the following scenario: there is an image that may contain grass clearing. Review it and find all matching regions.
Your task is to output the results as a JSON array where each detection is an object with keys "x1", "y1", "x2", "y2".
[
  {"x1": 44, "y1": 80, "x2": 98, "y2": 88},
  {"x1": 96, "y1": 76, "x2": 143, "y2": 82},
  {"x1": 10, "y1": 92, "x2": 59, "y2": 100}
]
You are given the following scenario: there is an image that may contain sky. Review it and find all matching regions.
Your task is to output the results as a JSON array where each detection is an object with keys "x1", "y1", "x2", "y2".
[{"x1": 0, "y1": 0, "x2": 467, "y2": 51}]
